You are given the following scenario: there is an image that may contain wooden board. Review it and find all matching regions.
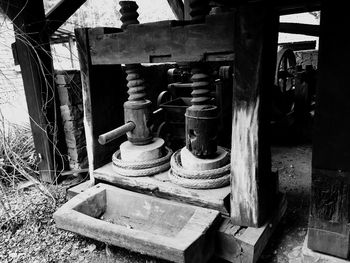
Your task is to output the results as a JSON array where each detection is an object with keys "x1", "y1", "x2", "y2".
[
  {"x1": 75, "y1": 28, "x2": 127, "y2": 182},
  {"x1": 88, "y1": 12, "x2": 234, "y2": 65},
  {"x1": 230, "y1": 4, "x2": 279, "y2": 227},
  {"x1": 67, "y1": 180, "x2": 93, "y2": 199},
  {"x1": 216, "y1": 193, "x2": 287, "y2": 263},
  {"x1": 303, "y1": 234, "x2": 350, "y2": 263},
  {"x1": 308, "y1": 0, "x2": 350, "y2": 259},
  {"x1": 94, "y1": 163, "x2": 230, "y2": 216},
  {"x1": 54, "y1": 183, "x2": 220, "y2": 263}
]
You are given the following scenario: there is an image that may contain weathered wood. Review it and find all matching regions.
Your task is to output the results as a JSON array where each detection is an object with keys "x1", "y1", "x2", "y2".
[
  {"x1": 303, "y1": 234, "x2": 350, "y2": 263},
  {"x1": 230, "y1": 4, "x2": 279, "y2": 227},
  {"x1": 45, "y1": 0, "x2": 87, "y2": 36},
  {"x1": 308, "y1": 1, "x2": 350, "y2": 259},
  {"x1": 54, "y1": 183, "x2": 220, "y2": 263},
  {"x1": 67, "y1": 179, "x2": 92, "y2": 199},
  {"x1": 279, "y1": 23, "x2": 319, "y2": 37},
  {"x1": 89, "y1": 13, "x2": 234, "y2": 65},
  {"x1": 217, "y1": 194, "x2": 287, "y2": 263},
  {"x1": 94, "y1": 162, "x2": 230, "y2": 215},
  {"x1": 75, "y1": 28, "x2": 127, "y2": 182},
  {"x1": 167, "y1": 0, "x2": 184, "y2": 20},
  {"x1": 1, "y1": 0, "x2": 67, "y2": 182}
]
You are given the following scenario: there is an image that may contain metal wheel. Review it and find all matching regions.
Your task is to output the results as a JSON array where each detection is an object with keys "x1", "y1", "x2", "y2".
[{"x1": 273, "y1": 48, "x2": 297, "y2": 116}]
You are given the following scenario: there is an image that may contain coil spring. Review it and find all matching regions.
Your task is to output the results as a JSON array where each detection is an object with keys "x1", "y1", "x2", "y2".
[
  {"x1": 119, "y1": 1, "x2": 139, "y2": 29},
  {"x1": 189, "y1": 0, "x2": 210, "y2": 20},
  {"x1": 125, "y1": 64, "x2": 146, "y2": 101},
  {"x1": 190, "y1": 67, "x2": 211, "y2": 105}
]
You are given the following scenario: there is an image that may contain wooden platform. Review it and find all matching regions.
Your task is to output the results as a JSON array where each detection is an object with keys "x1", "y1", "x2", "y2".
[
  {"x1": 302, "y1": 234, "x2": 350, "y2": 263},
  {"x1": 93, "y1": 162, "x2": 231, "y2": 216},
  {"x1": 216, "y1": 193, "x2": 287, "y2": 263}
]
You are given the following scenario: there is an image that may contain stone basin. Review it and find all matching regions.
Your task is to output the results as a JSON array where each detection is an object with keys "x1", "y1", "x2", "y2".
[{"x1": 54, "y1": 183, "x2": 220, "y2": 263}]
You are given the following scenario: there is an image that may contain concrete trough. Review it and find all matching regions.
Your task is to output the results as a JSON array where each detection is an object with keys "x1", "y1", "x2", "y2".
[{"x1": 54, "y1": 183, "x2": 220, "y2": 263}]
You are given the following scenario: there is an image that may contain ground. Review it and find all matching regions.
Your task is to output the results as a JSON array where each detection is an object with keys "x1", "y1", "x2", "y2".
[{"x1": 1, "y1": 125, "x2": 313, "y2": 263}]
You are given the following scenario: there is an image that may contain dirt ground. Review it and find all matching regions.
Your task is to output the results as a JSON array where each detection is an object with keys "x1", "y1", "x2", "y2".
[{"x1": 1, "y1": 123, "x2": 314, "y2": 263}]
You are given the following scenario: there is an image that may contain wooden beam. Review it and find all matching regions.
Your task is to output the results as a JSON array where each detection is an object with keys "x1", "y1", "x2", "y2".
[
  {"x1": 230, "y1": 3, "x2": 279, "y2": 227},
  {"x1": 75, "y1": 27, "x2": 127, "y2": 182},
  {"x1": 167, "y1": 0, "x2": 184, "y2": 20},
  {"x1": 0, "y1": 0, "x2": 67, "y2": 182},
  {"x1": 279, "y1": 23, "x2": 319, "y2": 37},
  {"x1": 89, "y1": 13, "x2": 234, "y2": 65},
  {"x1": 278, "y1": 40, "x2": 316, "y2": 51},
  {"x1": 45, "y1": 0, "x2": 87, "y2": 36},
  {"x1": 308, "y1": 0, "x2": 350, "y2": 258}
]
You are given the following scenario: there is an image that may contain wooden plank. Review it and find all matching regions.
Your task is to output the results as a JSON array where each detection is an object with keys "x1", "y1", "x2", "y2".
[
  {"x1": 66, "y1": 179, "x2": 92, "y2": 199},
  {"x1": 217, "y1": 194, "x2": 287, "y2": 263},
  {"x1": 54, "y1": 183, "x2": 220, "y2": 263},
  {"x1": 303, "y1": 234, "x2": 350, "y2": 263},
  {"x1": 94, "y1": 163, "x2": 230, "y2": 216},
  {"x1": 75, "y1": 28, "x2": 127, "y2": 183},
  {"x1": 45, "y1": 0, "x2": 87, "y2": 36},
  {"x1": 1, "y1": 0, "x2": 67, "y2": 182},
  {"x1": 230, "y1": 4, "x2": 279, "y2": 227},
  {"x1": 89, "y1": 13, "x2": 234, "y2": 65},
  {"x1": 278, "y1": 40, "x2": 316, "y2": 51},
  {"x1": 167, "y1": 0, "x2": 184, "y2": 20},
  {"x1": 279, "y1": 23, "x2": 319, "y2": 37},
  {"x1": 308, "y1": 1, "x2": 350, "y2": 259}
]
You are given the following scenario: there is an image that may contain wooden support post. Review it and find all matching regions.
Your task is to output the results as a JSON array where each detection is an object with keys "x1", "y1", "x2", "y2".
[
  {"x1": 308, "y1": 1, "x2": 350, "y2": 259},
  {"x1": 75, "y1": 28, "x2": 127, "y2": 183},
  {"x1": 166, "y1": 0, "x2": 184, "y2": 20},
  {"x1": 230, "y1": 4, "x2": 279, "y2": 227},
  {"x1": 0, "y1": 0, "x2": 67, "y2": 182}
]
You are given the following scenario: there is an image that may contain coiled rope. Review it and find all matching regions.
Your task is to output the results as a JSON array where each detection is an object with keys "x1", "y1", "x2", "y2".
[
  {"x1": 168, "y1": 148, "x2": 231, "y2": 189},
  {"x1": 112, "y1": 146, "x2": 173, "y2": 177}
]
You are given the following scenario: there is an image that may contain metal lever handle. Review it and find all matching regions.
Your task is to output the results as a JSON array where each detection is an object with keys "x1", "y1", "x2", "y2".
[{"x1": 98, "y1": 122, "x2": 135, "y2": 145}]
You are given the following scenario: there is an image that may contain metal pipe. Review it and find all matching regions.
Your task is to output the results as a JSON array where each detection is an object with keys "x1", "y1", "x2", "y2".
[{"x1": 98, "y1": 122, "x2": 135, "y2": 145}]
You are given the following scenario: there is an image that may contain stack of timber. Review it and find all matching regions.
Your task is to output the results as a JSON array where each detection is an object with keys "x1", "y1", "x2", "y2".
[{"x1": 55, "y1": 71, "x2": 88, "y2": 170}]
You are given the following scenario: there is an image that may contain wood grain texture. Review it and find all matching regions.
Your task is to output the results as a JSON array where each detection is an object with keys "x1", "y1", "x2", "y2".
[
  {"x1": 94, "y1": 162, "x2": 230, "y2": 215},
  {"x1": 167, "y1": 0, "x2": 184, "y2": 20},
  {"x1": 89, "y1": 13, "x2": 234, "y2": 65},
  {"x1": 54, "y1": 183, "x2": 220, "y2": 263},
  {"x1": 217, "y1": 193, "x2": 287, "y2": 263},
  {"x1": 308, "y1": 1, "x2": 350, "y2": 259},
  {"x1": 230, "y1": 4, "x2": 279, "y2": 227},
  {"x1": 75, "y1": 28, "x2": 127, "y2": 182}
]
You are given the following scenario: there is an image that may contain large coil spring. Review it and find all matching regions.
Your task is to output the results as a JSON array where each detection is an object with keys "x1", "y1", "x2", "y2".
[
  {"x1": 125, "y1": 64, "x2": 146, "y2": 102},
  {"x1": 119, "y1": 1, "x2": 139, "y2": 29},
  {"x1": 190, "y1": 67, "x2": 211, "y2": 106}
]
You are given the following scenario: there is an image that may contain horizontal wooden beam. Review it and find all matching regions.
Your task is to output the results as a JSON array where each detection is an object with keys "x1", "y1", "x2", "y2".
[
  {"x1": 45, "y1": 0, "x2": 87, "y2": 36},
  {"x1": 278, "y1": 40, "x2": 316, "y2": 51},
  {"x1": 279, "y1": 22, "x2": 319, "y2": 37},
  {"x1": 167, "y1": 0, "x2": 184, "y2": 20},
  {"x1": 89, "y1": 13, "x2": 234, "y2": 65}
]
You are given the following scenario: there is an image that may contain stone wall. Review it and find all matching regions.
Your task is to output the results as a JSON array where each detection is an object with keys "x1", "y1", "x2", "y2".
[{"x1": 55, "y1": 71, "x2": 87, "y2": 170}]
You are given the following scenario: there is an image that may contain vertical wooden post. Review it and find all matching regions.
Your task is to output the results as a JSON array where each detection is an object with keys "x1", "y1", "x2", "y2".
[
  {"x1": 230, "y1": 4, "x2": 279, "y2": 227},
  {"x1": 1, "y1": 0, "x2": 66, "y2": 182},
  {"x1": 308, "y1": 1, "x2": 350, "y2": 259},
  {"x1": 75, "y1": 28, "x2": 127, "y2": 183}
]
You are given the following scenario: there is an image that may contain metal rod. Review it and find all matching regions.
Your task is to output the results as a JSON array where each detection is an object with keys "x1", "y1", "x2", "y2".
[{"x1": 98, "y1": 122, "x2": 135, "y2": 145}]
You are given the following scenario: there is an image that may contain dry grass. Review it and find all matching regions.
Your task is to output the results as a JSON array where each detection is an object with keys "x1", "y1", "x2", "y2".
[{"x1": 0, "y1": 116, "x2": 38, "y2": 186}]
